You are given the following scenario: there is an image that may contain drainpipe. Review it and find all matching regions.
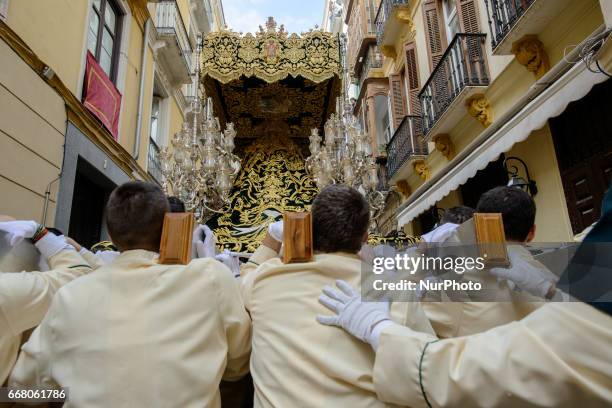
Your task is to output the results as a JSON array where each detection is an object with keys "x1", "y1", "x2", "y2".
[
  {"x1": 41, "y1": 176, "x2": 61, "y2": 226},
  {"x1": 133, "y1": 18, "x2": 151, "y2": 160}
]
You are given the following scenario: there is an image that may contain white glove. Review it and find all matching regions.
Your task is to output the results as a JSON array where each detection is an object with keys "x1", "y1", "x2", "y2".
[
  {"x1": 268, "y1": 220, "x2": 283, "y2": 243},
  {"x1": 35, "y1": 233, "x2": 75, "y2": 259},
  {"x1": 0, "y1": 220, "x2": 38, "y2": 246},
  {"x1": 94, "y1": 250, "x2": 120, "y2": 265},
  {"x1": 192, "y1": 224, "x2": 217, "y2": 259},
  {"x1": 317, "y1": 280, "x2": 391, "y2": 348},
  {"x1": 421, "y1": 223, "x2": 459, "y2": 243},
  {"x1": 490, "y1": 252, "x2": 554, "y2": 299},
  {"x1": 214, "y1": 250, "x2": 241, "y2": 278}
]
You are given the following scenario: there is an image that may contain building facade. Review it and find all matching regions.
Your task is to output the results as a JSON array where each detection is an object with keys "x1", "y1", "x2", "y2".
[
  {"x1": 345, "y1": 0, "x2": 612, "y2": 240},
  {"x1": 0, "y1": 0, "x2": 225, "y2": 248}
]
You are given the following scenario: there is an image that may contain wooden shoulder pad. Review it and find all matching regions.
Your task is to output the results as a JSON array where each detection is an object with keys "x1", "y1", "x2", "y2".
[
  {"x1": 159, "y1": 212, "x2": 194, "y2": 265},
  {"x1": 474, "y1": 213, "x2": 510, "y2": 267},
  {"x1": 282, "y1": 212, "x2": 313, "y2": 264}
]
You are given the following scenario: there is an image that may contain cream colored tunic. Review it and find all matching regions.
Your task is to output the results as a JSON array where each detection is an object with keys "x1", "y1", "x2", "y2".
[
  {"x1": 374, "y1": 302, "x2": 612, "y2": 407},
  {"x1": 9, "y1": 250, "x2": 252, "y2": 408},
  {"x1": 422, "y1": 244, "x2": 549, "y2": 338},
  {"x1": 241, "y1": 247, "x2": 434, "y2": 408},
  {"x1": 0, "y1": 249, "x2": 92, "y2": 384}
]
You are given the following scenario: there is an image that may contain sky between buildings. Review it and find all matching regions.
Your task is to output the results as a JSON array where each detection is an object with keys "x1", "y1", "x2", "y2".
[{"x1": 223, "y1": 0, "x2": 326, "y2": 35}]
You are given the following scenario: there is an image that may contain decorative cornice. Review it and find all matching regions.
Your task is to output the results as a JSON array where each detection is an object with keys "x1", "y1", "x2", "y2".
[
  {"x1": 127, "y1": 0, "x2": 151, "y2": 32},
  {"x1": 0, "y1": 20, "x2": 150, "y2": 181},
  {"x1": 201, "y1": 21, "x2": 341, "y2": 84}
]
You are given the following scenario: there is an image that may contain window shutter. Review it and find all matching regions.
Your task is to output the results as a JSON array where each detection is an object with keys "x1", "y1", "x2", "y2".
[
  {"x1": 389, "y1": 74, "x2": 406, "y2": 130},
  {"x1": 404, "y1": 42, "x2": 421, "y2": 117},
  {"x1": 422, "y1": 0, "x2": 446, "y2": 71},
  {"x1": 457, "y1": 0, "x2": 480, "y2": 33}
]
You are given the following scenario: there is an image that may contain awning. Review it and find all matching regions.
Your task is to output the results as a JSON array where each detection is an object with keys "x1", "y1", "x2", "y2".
[{"x1": 397, "y1": 61, "x2": 610, "y2": 227}]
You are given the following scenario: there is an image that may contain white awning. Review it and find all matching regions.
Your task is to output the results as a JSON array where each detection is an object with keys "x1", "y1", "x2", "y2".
[{"x1": 397, "y1": 62, "x2": 610, "y2": 227}]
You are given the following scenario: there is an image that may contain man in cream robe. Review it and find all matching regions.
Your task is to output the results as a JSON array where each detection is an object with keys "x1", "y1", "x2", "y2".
[
  {"x1": 0, "y1": 220, "x2": 93, "y2": 385},
  {"x1": 9, "y1": 181, "x2": 251, "y2": 407},
  {"x1": 318, "y1": 185, "x2": 612, "y2": 407},
  {"x1": 241, "y1": 185, "x2": 434, "y2": 408},
  {"x1": 419, "y1": 187, "x2": 556, "y2": 338}
]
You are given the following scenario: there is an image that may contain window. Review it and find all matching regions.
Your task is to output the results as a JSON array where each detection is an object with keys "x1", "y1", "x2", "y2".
[
  {"x1": 150, "y1": 96, "x2": 161, "y2": 145},
  {"x1": 0, "y1": 0, "x2": 9, "y2": 21},
  {"x1": 87, "y1": 0, "x2": 122, "y2": 81},
  {"x1": 442, "y1": 0, "x2": 460, "y2": 42}
]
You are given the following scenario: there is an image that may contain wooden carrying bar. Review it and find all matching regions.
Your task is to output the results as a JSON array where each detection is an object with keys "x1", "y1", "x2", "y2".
[
  {"x1": 159, "y1": 212, "x2": 194, "y2": 265},
  {"x1": 473, "y1": 213, "x2": 510, "y2": 267},
  {"x1": 282, "y1": 211, "x2": 313, "y2": 264}
]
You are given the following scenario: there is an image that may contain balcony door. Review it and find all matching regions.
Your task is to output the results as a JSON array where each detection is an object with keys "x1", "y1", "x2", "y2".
[{"x1": 442, "y1": 0, "x2": 466, "y2": 91}]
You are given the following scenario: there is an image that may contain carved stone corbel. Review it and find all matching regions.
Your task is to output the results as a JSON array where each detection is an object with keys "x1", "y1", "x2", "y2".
[
  {"x1": 466, "y1": 94, "x2": 493, "y2": 127},
  {"x1": 395, "y1": 179, "x2": 412, "y2": 198},
  {"x1": 413, "y1": 159, "x2": 430, "y2": 181},
  {"x1": 395, "y1": 8, "x2": 416, "y2": 39},
  {"x1": 511, "y1": 35, "x2": 550, "y2": 79},
  {"x1": 433, "y1": 134, "x2": 455, "y2": 160},
  {"x1": 380, "y1": 45, "x2": 396, "y2": 59}
]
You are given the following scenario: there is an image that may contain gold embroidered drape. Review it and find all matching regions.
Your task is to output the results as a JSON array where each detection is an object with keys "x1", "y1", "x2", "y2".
[{"x1": 200, "y1": 24, "x2": 341, "y2": 84}]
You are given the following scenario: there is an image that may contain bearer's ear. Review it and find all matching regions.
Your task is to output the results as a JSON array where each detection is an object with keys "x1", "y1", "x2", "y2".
[{"x1": 526, "y1": 225, "x2": 536, "y2": 243}]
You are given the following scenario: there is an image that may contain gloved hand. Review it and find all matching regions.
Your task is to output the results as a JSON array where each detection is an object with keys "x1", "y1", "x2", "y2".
[
  {"x1": 421, "y1": 222, "x2": 459, "y2": 243},
  {"x1": 35, "y1": 232, "x2": 76, "y2": 259},
  {"x1": 0, "y1": 220, "x2": 38, "y2": 246},
  {"x1": 268, "y1": 220, "x2": 283, "y2": 243},
  {"x1": 192, "y1": 224, "x2": 217, "y2": 259},
  {"x1": 214, "y1": 250, "x2": 241, "y2": 278},
  {"x1": 490, "y1": 252, "x2": 555, "y2": 299},
  {"x1": 317, "y1": 280, "x2": 391, "y2": 348}
]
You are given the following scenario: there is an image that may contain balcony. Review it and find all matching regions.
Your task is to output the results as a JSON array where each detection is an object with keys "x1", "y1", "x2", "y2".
[
  {"x1": 386, "y1": 115, "x2": 428, "y2": 181},
  {"x1": 155, "y1": 1, "x2": 193, "y2": 86},
  {"x1": 419, "y1": 33, "x2": 489, "y2": 137},
  {"x1": 356, "y1": 45, "x2": 384, "y2": 92},
  {"x1": 148, "y1": 141, "x2": 163, "y2": 184},
  {"x1": 375, "y1": 0, "x2": 413, "y2": 53},
  {"x1": 348, "y1": 0, "x2": 378, "y2": 74},
  {"x1": 484, "y1": 0, "x2": 572, "y2": 55}
]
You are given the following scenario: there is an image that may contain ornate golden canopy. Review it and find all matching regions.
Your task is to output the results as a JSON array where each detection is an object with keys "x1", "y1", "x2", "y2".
[
  {"x1": 200, "y1": 18, "x2": 342, "y2": 141},
  {"x1": 200, "y1": 17, "x2": 341, "y2": 84}
]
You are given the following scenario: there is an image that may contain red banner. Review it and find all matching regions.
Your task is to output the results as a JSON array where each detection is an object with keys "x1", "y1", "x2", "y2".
[{"x1": 83, "y1": 52, "x2": 121, "y2": 140}]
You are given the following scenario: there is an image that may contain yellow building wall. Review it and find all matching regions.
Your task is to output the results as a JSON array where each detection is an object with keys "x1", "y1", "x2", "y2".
[
  {"x1": 388, "y1": 0, "x2": 604, "y2": 231},
  {"x1": 117, "y1": 16, "x2": 156, "y2": 170},
  {"x1": 6, "y1": 0, "x2": 89, "y2": 96},
  {"x1": 0, "y1": 40, "x2": 66, "y2": 223},
  {"x1": 506, "y1": 126, "x2": 574, "y2": 242}
]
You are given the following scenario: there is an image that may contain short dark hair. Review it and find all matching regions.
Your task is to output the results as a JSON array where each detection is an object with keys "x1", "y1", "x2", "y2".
[
  {"x1": 106, "y1": 181, "x2": 170, "y2": 251},
  {"x1": 167, "y1": 196, "x2": 186, "y2": 213},
  {"x1": 312, "y1": 184, "x2": 370, "y2": 253},
  {"x1": 441, "y1": 206, "x2": 475, "y2": 225},
  {"x1": 476, "y1": 186, "x2": 536, "y2": 241}
]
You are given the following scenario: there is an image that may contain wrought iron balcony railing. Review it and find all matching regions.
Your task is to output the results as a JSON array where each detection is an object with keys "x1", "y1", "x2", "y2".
[
  {"x1": 357, "y1": 45, "x2": 383, "y2": 90},
  {"x1": 386, "y1": 115, "x2": 427, "y2": 179},
  {"x1": 156, "y1": 1, "x2": 193, "y2": 72},
  {"x1": 419, "y1": 33, "x2": 489, "y2": 135},
  {"x1": 148, "y1": 141, "x2": 163, "y2": 184},
  {"x1": 484, "y1": 0, "x2": 536, "y2": 50},
  {"x1": 375, "y1": 0, "x2": 410, "y2": 46}
]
